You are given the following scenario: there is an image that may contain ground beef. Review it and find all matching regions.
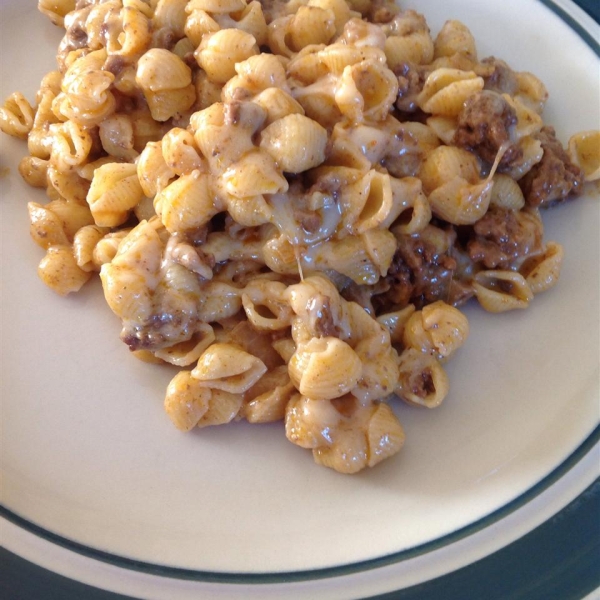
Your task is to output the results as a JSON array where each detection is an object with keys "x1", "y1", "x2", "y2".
[
  {"x1": 394, "y1": 62, "x2": 427, "y2": 113},
  {"x1": 223, "y1": 88, "x2": 254, "y2": 126},
  {"x1": 373, "y1": 231, "x2": 458, "y2": 311},
  {"x1": 454, "y1": 91, "x2": 522, "y2": 166},
  {"x1": 467, "y1": 207, "x2": 543, "y2": 269},
  {"x1": 121, "y1": 311, "x2": 194, "y2": 352},
  {"x1": 57, "y1": 7, "x2": 90, "y2": 66},
  {"x1": 294, "y1": 208, "x2": 321, "y2": 234},
  {"x1": 307, "y1": 167, "x2": 340, "y2": 193},
  {"x1": 407, "y1": 368, "x2": 435, "y2": 399},
  {"x1": 104, "y1": 55, "x2": 127, "y2": 76},
  {"x1": 365, "y1": 0, "x2": 401, "y2": 23},
  {"x1": 519, "y1": 126, "x2": 585, "y2": 207},
  {"x1": 307, "y1": 294, "x2": 339, "y2": 337},
  {"x1": 151, "y1": 27, "x2": 177, "y2": 50},
  {"x1": 480, "y1": 57, "x2": 519, "y2": 96},
  {"x1": 258, "y1": 0, "x2": 292, "y2": 23}
]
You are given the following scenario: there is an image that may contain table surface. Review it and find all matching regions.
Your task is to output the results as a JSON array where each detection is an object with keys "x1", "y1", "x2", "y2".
[{"x1": 1, "y1": 1, "x2": 599, "y2": 599}]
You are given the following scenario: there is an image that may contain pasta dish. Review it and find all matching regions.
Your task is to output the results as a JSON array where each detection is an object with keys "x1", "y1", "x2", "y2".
[{"x1": 1, "y1": 0, "x2": 598, "y2": 473}]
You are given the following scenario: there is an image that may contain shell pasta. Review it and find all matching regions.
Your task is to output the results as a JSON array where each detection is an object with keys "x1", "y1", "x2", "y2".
[{"x1": 2, "y1": 0, "x2": 597, "y2": 474}]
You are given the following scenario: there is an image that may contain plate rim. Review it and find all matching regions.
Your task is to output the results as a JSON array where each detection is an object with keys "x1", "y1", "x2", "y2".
[{"x1": 1, "y1": 427, "x2": 598, "y2": 583}]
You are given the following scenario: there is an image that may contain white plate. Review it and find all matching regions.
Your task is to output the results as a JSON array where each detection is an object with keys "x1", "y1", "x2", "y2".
[{"x1": 1, "y1": 0, "x2": 599, "y2": 597}]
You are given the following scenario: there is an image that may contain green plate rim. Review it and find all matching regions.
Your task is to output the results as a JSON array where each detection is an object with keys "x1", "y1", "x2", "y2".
[{"x1": 2, "y1": 424, "x2": 598, "y2": 583}]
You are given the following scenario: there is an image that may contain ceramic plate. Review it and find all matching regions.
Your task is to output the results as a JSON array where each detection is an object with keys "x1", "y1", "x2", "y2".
[{"x1": 1, "y1": 0, "x2": 599, "y2": 598}]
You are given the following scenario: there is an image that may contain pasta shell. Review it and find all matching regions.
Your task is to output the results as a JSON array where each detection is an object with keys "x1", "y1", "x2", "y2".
[
  {"x1": 473, "y1": 270, "x2": 534, "y2": 312},
  {"x1": 38, "y1": 0, "x2": 72, "y2": 26},
  {"x1": 197, "y1": 389, "x2": 244, "y2": 429},
  {"x1": 419, "y1": 145, "x2": 480, "y2": 194},
  {"x1": 118, "y1": 110, "x2": 163, "y2": 153},
  {"x1": 158, "y1": 171, "x2": 217, "y2": 234},
  {"x1": 38, "y1": 244, "x2": 92, "y2": 295},
  {"x1": 287, "y1": 6, "x2": 336, "y2": 52},
  {"x1": 45, "y1": 200, "x2": 94, "y2": 239},
  {"x1": 352, "y1": 345, "x2": 399, "y2": 403},
  {"x1": 335, "y1": 60, "x2": 398, "y2": 122},
  {"x1": 242, "y1": 282, "x2": 293, "y2": 331},
  {"x1": 403, "y1": 301, "x2": 469, "y2": 361},
  {"x1": 243, "y1": 366, "x2": 295, "y2": 423},
  {"x1": 319, "y1": 44, "x2": 375, "y2": 75},
  {"x1": 195, "y1": 29, "x2": 259, "y2": 84},
  {"x1": 0, "y1": 92, "x2": 35, "y2": 139},
  {"x1": 426, "y1": 116, "x2": 457, "y2": 145},
  {"x1": 136, "y1": 48, "x2": 192, "y2": 92},
  {"x1": 292, "y1": 86, "x2": 343, "y2": 130},
  {"x1": 110, "y1": 219, "x2": 163, "y2": 280},
  {"x1": 154, "y1": 324, "x2": 216, "y2": 367},
  {"x1": 111, "y1": 7, "x2": 151, "y2": 56},
  {"x1": 252, "y1": 88, "x2": 305, "y2": 126},
  {"x1": 341, "y1": 170, "x2": 393, "y2": 233},
  {"x1": 46, "y1": 165, "x2": 90, "y2": 204},
  {"x1": 515, "y1": 71, "x2": 548, "y2": 114},
  {"x1": 192, "y1": 343, "x2": 268, "y2": 394},
  {"x1": 18, "y1": 156, "x2": 48, "y2": 188},
  {"x1": 49, "y1": 121, "x2": 93, "y2": 171},
  {"x1": 428, "y1": 177, "x2": 493, "y2": 225},
  {"x1": 284, "y1": 274, "x2": 342, "y2": 321},
  {"x1": 214, "y1": 1, "x2": 269, "y2": 47},
  {"x1": 153, "y1": 0, "x2": 188, "y2": 37},
  {"x1": 100, "y1": 265, "x2": 154, "y2": 323},
  {"x1": 421, "y1": 301, "x2": 470, "y2": 360},
  {"x1": 308, "y1": 0, "x2": 350, "y2": 35},
  {"x1": 395, "y1": 347, "x2": 449, "y2": 409},
  {"x1": 433, "y1": 20, "x2": 477, "y2": 61},
  {"x1": 87, "y1": 162, "x2": 145, "y2": 227},
  {"x1": 272, "y1": 337, "x2": 296, "y2": 364},
  {"x1": 196, "y1": 282, "x2": 242, "y2": 322},
  {"x1": 144, "y1": 85, "x2": 196, "y2": 122},
  {"x1": 223, "y1": 150, "x2": 288, "y2": 198},
  {"x1": 92, "y1": 230, "x2": 130, "y2": 269},
  {"x1": 521, "y1": 242, "x2": 564, "y2": 295},
  {"x1": 322, "y1": 130, "x2": 371, "y2": 170},
  {"x1": 419, "y1": 70, "x2": 484, "y2": 117},
  {"x1": 73, "y1": 225, "x2": 110, "y2": 272},
  {"x1": 385, "y1": 32, "x2": 434, "y2": 69},
  {"x1": 161, "y1": 127, "x2": 204, "y2": 176},
  {"x1": 184, "y1": 8, "x2": 220, "y2": 47},
  {"x1": 376, "y1": 305, "x2": 416, "y2": 344},
  {"x1": 366, "y1": 403, "x2": 405, "y2": 468},
  {"x1": 231, "y1": 53, "x2": 287, "y2": 91},
  {"x1": 490, "y1": 174, "x2": 525, "y2": 210},
  {"x1": 315, "y1": 236, "x2": 380, "y2": 284},
  {"x1": 164, "y1": 371, "x2": 211, "y2": 431},
  {"x1": 388, "y1": 177, "x2": 432, "y2": 234},
  {"x1": 287, "y1": 46, "x2": 330, "y2": 84},
  {"x1": 312, "y1": 426, "x2": 368, "y2": 474},
  {"x1": 502, "y1": 94, "x2": 543, "y2": 139},
  {"x1": 28, "y1": 202, "x2": 70, "y2": 249},
  {"x1": 186, "y1": 0, "x2": 246, "y2": 14},
  {"x1": 225, "y1": 194, "x2": 273, "y2": 227},
  {"x1": 360, "y1": 229, "x2": 397, "y2": 277},
  {"x1": 568, "y1": 130, "x2": 600, "y2": 181},
  {"x1": 502, "y1": 136, "x2": 544, "y2": 181},
  {"x1": 260, "y1": 114, "x2": 327, "y2": 173},
  {"x1": 285, "y1": 394, "x2": 340, "y2": 449},
  {"x1": 288, "y1": 337, "x2": 362, "y2": 401},
  {"x1": 131, "y1": 350, "x2": 166, "y2": 364}
]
